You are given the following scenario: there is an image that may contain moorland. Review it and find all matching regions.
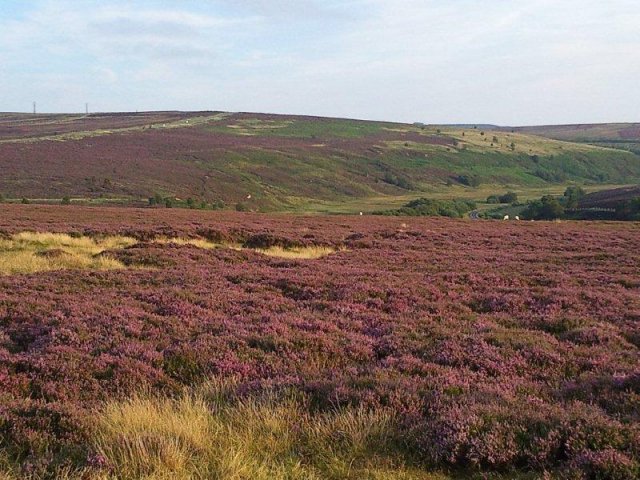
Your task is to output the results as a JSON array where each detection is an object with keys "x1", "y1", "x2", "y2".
[{"x1": 0, "y1": 205, "x2": 638, "y2": 479}]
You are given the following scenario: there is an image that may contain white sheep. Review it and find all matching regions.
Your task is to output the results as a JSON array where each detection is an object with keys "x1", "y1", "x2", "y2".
[
  {"x1": 503, "y1": 215, "x2": 510, "y2": 221},
  {"x1": 515, "y1": 216, "x2": 520, "y2": 221}
]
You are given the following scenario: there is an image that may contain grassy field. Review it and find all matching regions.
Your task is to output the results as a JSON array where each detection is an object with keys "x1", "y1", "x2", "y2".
[{"x1": 286, "y1": 183, "x2": 632, "y2": 214}]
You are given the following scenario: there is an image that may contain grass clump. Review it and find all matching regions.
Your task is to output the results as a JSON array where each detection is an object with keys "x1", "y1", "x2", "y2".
[
  {"x1": 90, "y1": 386, "x2": 442, "y2": 480},
  {"x1": 0, "y1": 232, "x2": 137, "y2": 275},
  {"x1": 0, "y1": 233, "x2": 341, "y2": 276},
  {"x1": 154, "y1": 237, "x2": 341, "y2": 259}
]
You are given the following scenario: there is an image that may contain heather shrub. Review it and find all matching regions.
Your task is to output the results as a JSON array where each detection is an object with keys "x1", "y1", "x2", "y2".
[
  {"x1": 0, "y1": 210, "x2": 637, "y2": 478},
  {"x1": 569, "y1": 449, "x2": 640, "y2": 480},
  {"x1": 242, "y1": 233, "x2": 302, "y2": 250}
]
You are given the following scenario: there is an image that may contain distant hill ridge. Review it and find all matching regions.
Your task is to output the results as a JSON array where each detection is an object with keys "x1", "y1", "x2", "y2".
[{"x1": 0, "y1": 111, "x2": 639, "y2": 211}]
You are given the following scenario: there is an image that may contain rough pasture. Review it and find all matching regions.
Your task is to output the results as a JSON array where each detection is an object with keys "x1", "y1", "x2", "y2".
[{"x1": 0, "y1": 206, "x2": 638, "y2": 478}]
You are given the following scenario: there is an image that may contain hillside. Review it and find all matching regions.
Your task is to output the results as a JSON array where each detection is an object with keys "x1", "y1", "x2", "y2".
[
  {"x1": 578, "y1": 185, "x2": 640, "y2": 209},
  {"x1": 1, "y1": 112, "x2": 639, "y2": 212},
  {"x1": 504, "y1": 123, "x2": 640, "y2": 155}
]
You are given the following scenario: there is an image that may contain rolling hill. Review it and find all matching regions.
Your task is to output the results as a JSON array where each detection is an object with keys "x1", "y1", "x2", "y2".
[
  {"x1": 1, "y1": 112, "x2": 639, "y2": 212},
  {"x1": 578, "y1": 184, "x2": 640, "y2": 209},
  {"x1": 503, "y1": 123, "x2": 640, "y2": 155}
]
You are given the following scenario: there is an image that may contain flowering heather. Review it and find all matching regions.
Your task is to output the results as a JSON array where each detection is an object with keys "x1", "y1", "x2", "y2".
[{"x1": 0, "y1": 205, "x2": 638, "y2": 478}]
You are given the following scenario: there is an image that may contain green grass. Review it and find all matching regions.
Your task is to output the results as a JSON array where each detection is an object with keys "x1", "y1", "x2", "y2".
[{"x1": 206, "y1": 117, "x2": 391, "y2": 138}]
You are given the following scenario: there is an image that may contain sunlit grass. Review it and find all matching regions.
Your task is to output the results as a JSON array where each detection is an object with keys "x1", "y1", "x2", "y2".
[
  {"x1": 90, "y1": 384, "x2": 446, "y2": 480},
  {"x1": 253, "y1": 245, "x2": 342, "y2": 259},
  {"x1": 154, "y1": 237, "x2": 342, "y2": 259},
  {"x1": 0, "y1": 233, "x2": 342, "y2": 275},
  {"x1": 0, "y1": 232, "x2": 137, "y2": 275},
  {"x1": 153, "y1": 236, "x2": 230, "y2": 250}
]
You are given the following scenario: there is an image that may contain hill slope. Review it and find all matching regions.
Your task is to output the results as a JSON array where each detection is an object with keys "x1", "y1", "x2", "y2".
[
  {"x1": 1, "y1": 112, "x2": 639, "y2": 211},
  {"x1": 578, "y1": 185, "x2": 640, "y2": 209},
  {"x1": 504, "y1": 123, "x2": 640, "y2": 155}
]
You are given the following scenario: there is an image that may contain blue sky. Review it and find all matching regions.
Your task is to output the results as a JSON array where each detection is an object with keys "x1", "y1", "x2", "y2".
[{"x1": 0, "y1": 0, "x2": 638, "y2": 125}]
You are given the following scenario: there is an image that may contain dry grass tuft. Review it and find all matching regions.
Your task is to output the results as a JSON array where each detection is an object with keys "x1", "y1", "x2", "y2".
[
  {"x1": 153, "y1": 237, "x2": 342, "y2": 259},
  {"x1": 88, "y1": 384, "x2": 442, "y2": 480},
  {"x1": 0, "y1": 232, "x2": 137, "y2": 275},
  {"x1": 253, "y1": 245, "x2": 341, "y2": 259},
  {"x1": 0, "y1": 232, "x2": 341, "y2": 276}
]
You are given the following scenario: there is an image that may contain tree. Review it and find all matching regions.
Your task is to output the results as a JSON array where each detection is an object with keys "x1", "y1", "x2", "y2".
[
  {"x1": 61, "y1": 196, "x2": 71, "y2": 205},
  {"x1": 616, "y1": 197, "x2": 640, "y2": 221},
  {"x1": 212, "y1": 200, "x2": 226, "y2": 210},
  {"x1": 0, "y1": 193, "x2": 4, "y2": 203},
  {"x1": 523, "y1": 195, "x2": 564, "y2": 220},
  {"x1": 149, "y1": 192, "x2": 164, "y2": 206},
  {"x1": 164, "y1": 198, "x2": 174, "y2": 208},
  {"x1": 21, "y1": 198, "x2": 30, "y2": 204},
  {"x1": 563, "y1": 186, "x2": 586, "y2": 209},
  {"x1": 186, "y1": 197, "x2": 196, "y2": 209},
  {"x1": 499, "y1": 192, "x2": 518, "y2": 204}
]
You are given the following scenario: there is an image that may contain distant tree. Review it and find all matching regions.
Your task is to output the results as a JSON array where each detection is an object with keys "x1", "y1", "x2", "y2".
[
  {"x1": 21, "y1": 198, "x2": 30, "y2": 204},
  {"x1": 499, "y1": 192, "x2": 518, "y2": 204},
  {"x1": 148, "y1": 192, "x2": 164, "y2": 206},
  {"x1": 235, "y1": 202, "x2": 249, "y2": 212},
  {"x1": 186, "y1": 197, "x2": 196, "y2": 209},
  {"x1": 436, "y1": 129, "x2": 442, "y2": 134},
  {"x1": 563, "y1": 186, "x2": 586, "y2": 209},
  {"x1": 199, "y1": 200, "x2": 208, "y2": 210},
  {"x1": 164, "y1": 197, "x2": 174, "y2": 208},
  {"x1": 480, "y1": 131, "x2": 485, "y2": 136},
  {"x1": 486, "y1": 195, "x2": 500, "y2": 204},
  {"x1": 523, "y1": 195, "x2": 565, "y2": 220},
  {"x1": 510, "y1": 142, "x2": 516, "y2": 151},
  {"x1": 616, "y1": 197, "x2": 640, "y2": 221},
  {"x1": 61, "y1": 196, "x2": 71, "y2": 205},
  {"x1": 0, "y1": 193, "x2": 4, "y2": 203},
  {"x1": 212, "y1": 200, "x2": 226, "y2": 210},
  {"x1": 374, "y1": 198, "x2": 476, "y2": 218}
]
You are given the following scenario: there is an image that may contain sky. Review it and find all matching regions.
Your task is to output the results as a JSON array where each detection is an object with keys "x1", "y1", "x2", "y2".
[{"x1": 0, "y1": 0, "x2": 638, "y2": 125}]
